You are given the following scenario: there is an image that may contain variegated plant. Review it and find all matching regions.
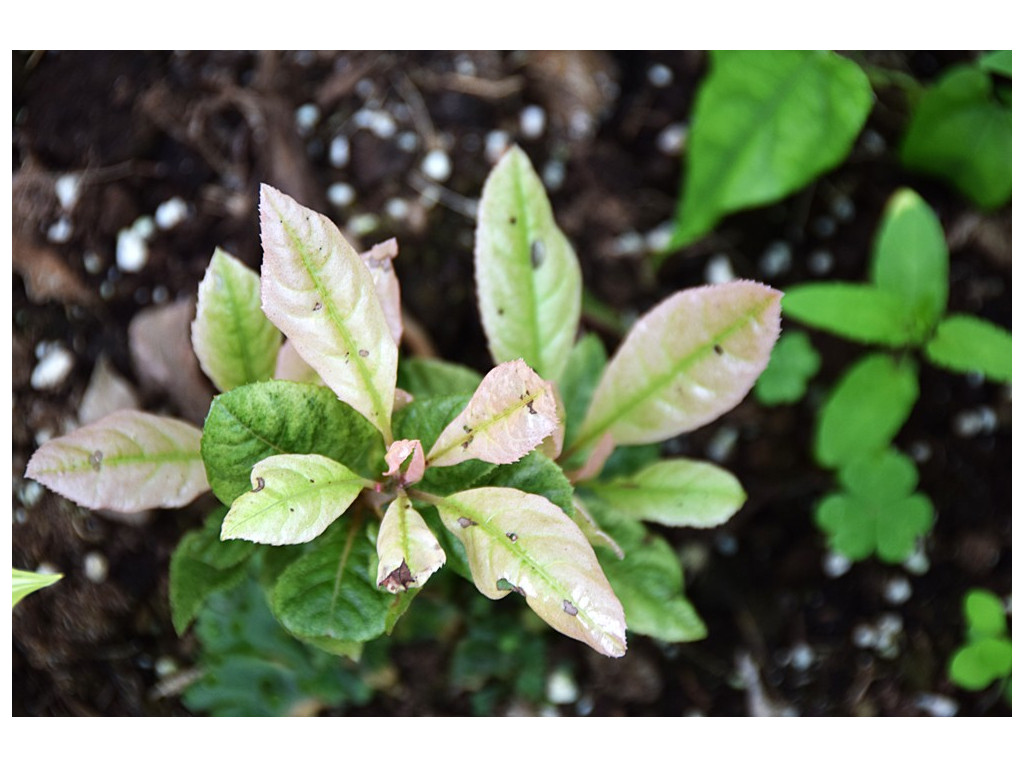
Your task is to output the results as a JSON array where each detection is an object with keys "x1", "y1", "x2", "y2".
[{"x1": 26, "y1": 146, "x2": 781, "y2": 659}]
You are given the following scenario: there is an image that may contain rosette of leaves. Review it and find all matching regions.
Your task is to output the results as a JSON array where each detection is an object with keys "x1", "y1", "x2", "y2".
[
  {"x1": 948, "y1": 589, "x2": 1012, "y2": 702},
  {"x1": 25, "y1": 146, "x2": 781, "y2": 659}
]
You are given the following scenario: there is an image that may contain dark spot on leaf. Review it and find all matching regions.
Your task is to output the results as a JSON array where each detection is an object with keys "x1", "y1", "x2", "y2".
[
  {"x1": 289, "y1": 507, "x2": 295, "y2": 513},
  {"x1": 253, "y1": 476, "x2": 266, "y2": 492},
  {"x1": 714, "y1": 344, "x2": 724, "y2": 355},
  {"x1": 509, "y1": 215, "x2": 517, "y2": 225},
  {"x1": 359, "y1": 349, "x2": 369, "y2": 357},
  {"x1": 379, "y1": 560, "x2": 415, "y2": 592},
  {"x1": 563, "y1": 599, "x2": 578, "y2": 617},
  {"x1": 530, "y1": 240, "x2": 545, "y2": 269},
  {"x1": 526, "y1": 399, "x2": 537, "y2": 415},
  {"x1": 462, "y1": 425, "x2": 472, "y2": 433},
  {"x1": 89, "y1": 450, "x2": 103, "y2": 472},
  {"x1": 461, "y1": 435, "x2": 474, "y2": 450},
  {"x1": 497, "y1": 307, "x2": 505, "y2": 315},
  {"x1": 497, "y1": 578, "x2": 526, "y2": 596},
  {"x1": 309, "y1": 478, "x2": 315, "y2": 483},
  {"x1": 506, "y1": 532, "x2": 518, "y2": 542},
  {"x1": 458, "y1": 516, "x2": 477, "y2": 528},
  {"x1": 313, "y1": 301, "x2": 323, "y2": 311}
]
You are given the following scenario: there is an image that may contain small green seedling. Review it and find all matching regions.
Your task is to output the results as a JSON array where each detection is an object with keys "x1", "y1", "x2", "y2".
[
  {"x1": 668, "y1": 50, "x2": 872, "y2": 254},
  {"x1": 754, "y1": 330, "x2": 821, "y2": 406},
  {"x1": 901, "y1": 52, "x2": 1011, "y2": 210},
  {"x1": 948, "y1": 589, "x2": 1012, "y2": 702},
  {"x1": 814, "y1": 449, "x2": 933, "y2": 563},
  {"x1": 26, "y1": 146, "x2": 781, "y2": 660},
  {"x1": 12, "y1": 568, "x2": 63, "y2": 607}
]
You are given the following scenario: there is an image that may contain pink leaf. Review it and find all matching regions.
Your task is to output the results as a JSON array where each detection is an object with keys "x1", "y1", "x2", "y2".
[{"x1": 383, "y1": 439, "x2": 426, "y2": 487}]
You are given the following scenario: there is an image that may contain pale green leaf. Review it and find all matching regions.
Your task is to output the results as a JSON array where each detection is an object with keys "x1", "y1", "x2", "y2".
[
  {"x1": 201, "y1": 380, "x2": 383, "y2": 506},
  {"x1": 924, "y1": 314, "x2": 1011, "y2": 383},
  {"x1": 12, "y1": 569, "x2": 62, "y2": 607},
  {"x1": 437, "y1": 487, "x2": 627, "y2": 657},
  {"x1": 359, "y1": 238, "x2": 403, "y2": 345},
  {"x1": 191, "y1": 247, "x2": 282, "y2": 393},
  {"x1": 586, "y1": 458, "x2": 745, "y2": 528},
  {"x1": 574, "y1": 281, "x2": 781, "y2": 450},
  {"x1": 375, "y1": 495, "x2": 446, "y2": 593},
  {"x1": 815, "y1": 354, "x2": 919, "y2": 468},
  {"x1": 475, "y1": 145, "x2": 582, "y2": 380},
  {"x1": 671, "y1": 50, "x2": 872, "y2": 249},
  {"x1": 870, "y1": 188, "x2": 948, "y2": 334},
  {"x1": 783, "y1": 283, "x2": 920, "y2": 347},
  {"x1": 259, "y1": 184, "x2": 397, "y2": 441},
  {"x1": 221, "y1": 454, "x2": 368, "y2": 545},
  {"x1": 26, "y1": 410, "x2": 209, "y2": 513},
  {"x1": 271, "y1": 516, "x2": 396, "y2": 645},
  {"x1": 426, "y1": 359, "x2": 559, "y2": 467}
]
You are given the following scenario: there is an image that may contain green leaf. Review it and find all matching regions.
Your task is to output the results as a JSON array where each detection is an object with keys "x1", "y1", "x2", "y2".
[
  {"x1": 473, "y1": 450, "x2": 575, "y2": 520},
  {"x1": 557, "y1": 333, "x2": 608, "y2": 461},
  {"x1": 670, "y1": 50, "x2": 872, "y2": 250},
  {"x1": 475, "y1": 145, "x2": 582, "y2": 380},
  {"x1": 191, "y1": 247, "x2": 282, "y2": 393},
  {"x1": 221, "y1": 454, "x2": 369, "y2": 546},
  {"x1": 201, "y1": 380, "x2": 383, "y2": 506},
  {"x1": 838, "y1": 448, "x2": 919, "y2": 502},
  {"x1": 978, "y1": 51, "x2": 1011, "y2": 78},
  {"x1": 573, "y1": 282, "x2": 782, "y2": 451},
  {"x1": 949, "y1": 637, "x2": 1013, "y2": 690},
  {"x1": 901, "y1": 65, "x2": 1011, "y2": 209},
  {"x1": 375, "y1": 495, "x2": 446, "y2": 593},
  {"x1": 586, "y1": 458, "x2": 745, "y2": 528},
  {"x1": 397, "y1": 357, "x2": 481, "y2": 399},
  {"x1": 169, "y1": 508, "x2": 255, "y2": 633},
  {"x1": 874, "y1": 496, "x2": 934, "y2": 563},
  {"x1": 259, "y1": 184, "x2": 398, "y2": 441},
  {"x1": 272, "y1": 515, "x2": 396, "y2": 645},
  {"x1": 436, "y1": 487, "x2": 627, "y2": 657},
  {"x1": 924, "y1": 314, "x2": 1011, "y2": 383},
  {"x1": 25, "y1": 410, "x2": 209, "y2": 514},
  {"x1": 814, "y1": 354, "x2": 919, "y2": 468},
  {"x1": 870, "y1": 188, "x2": 949, "y2": 335},
  {"x1": 964, "y1": 589, "x2": 1008, "y2": 638},
  {"x1": 754, "y1": 330, "x2": 821, "y2": 405},
  {"x1": 12, "y1": 568, "x2": 62, "y2": 607},
  {"x1": 815, "y1": 495, "x2": 876, "y2": 561},
  {"x1": 783, "y1": 283, "x2": 920, "y2": 347}
]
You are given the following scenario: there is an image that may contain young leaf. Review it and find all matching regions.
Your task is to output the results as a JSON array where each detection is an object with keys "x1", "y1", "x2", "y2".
[
  {"x1": 397, "y1": 357, "x2": 481, "y2": 399},
  {"x1": 12, "y1": 569, "x2": 63, "y2": 607},
  {"x1": 383, "y1": 439, "x2": 426, "y2": 487},
  {"x1": 272, "y1": 515, "x2": 397, "y2": 645},
  {"x1": 782, "y1": 284, "x2": 919, "y2": 347},
  {"x1": 574, "y1": 282, "x2": 781, "y2": 450},
  {"x1": 475, "y1": 145, "x2": 582, "y2": 381},
  {"x1": 670, "y1": 50, "x2": 872, "y2": 250},
  {"x1": 870, "y1": 189, "x2": 949, "y2": 336},
  {"x1": 274, "y1": 339, "x2": 323, "y2": 385},
  {"x1": 949, "y1": 637, "x2": 1013, "y2": 690},
  {"x1": 26, "y1": 410, "x2": 209, "y2": 513},
  {"x1": 901, "y1": 65, "x2": 1011, "y2": 209},
  {"x1": 375, "y1": 495, "x2": 446, "y2": 593},
  {"x1": 169, "y1": 507, "x2": 254, "y2": 633},
  {"x1": 259, "y1": 184, "x2": 397, "y2": 441},
  {"x1": 192, "y1": 247, "x2": 282, "y2": 393},
  {"x1": 201, "y1": 380, "x2": 383, "y2": 506},
  {"x1": 924, "y1": 314, "x2": 1011, "y2": 383},
  {"x1": 221, "y1": 454, "x2": 369, "y2": 546},
  {"x1": 964, "y1": 589, "x2": 1008, "y2": 638},
  {"x1": 585, "y1": 458, "x2": 746, "y2": 529},
  {"x1": 426, "y1": 359, "x2": 558, "y2": 468},
  {"x1": 815, "y1": 354, "x2": 919, "y2": 469},
  {"x1": 359, "y1": 238, "x2": 403, "y2": 345},
  {"x1": 754, "y1": 330, "x2": 821, "y2": 406},
  {"x1": 436, "y1": 487, "x2": 627, "y2": 657}
]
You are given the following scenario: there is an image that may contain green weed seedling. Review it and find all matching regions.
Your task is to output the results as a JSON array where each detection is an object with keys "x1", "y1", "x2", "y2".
[
  {"x1": 25, "y1": 146, "x2": 781, "y2": 667},
  {"x1": 782, "y1": 187, "x2": 1010, "y2": 562},
  {"x1": 754, "y1": 329, "x2": 821, "y2": 406},
  {"x1": 12, "y1": 568, "x2": 62, "y2": 607},
  {"x1": 948, "y1": 589, "x2": 1012, "y2": 703}
]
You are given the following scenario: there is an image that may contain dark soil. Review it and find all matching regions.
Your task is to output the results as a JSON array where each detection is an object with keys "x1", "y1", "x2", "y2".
[{"x1": 12, "y1": 51, "x2": 1011, "y2": 716}]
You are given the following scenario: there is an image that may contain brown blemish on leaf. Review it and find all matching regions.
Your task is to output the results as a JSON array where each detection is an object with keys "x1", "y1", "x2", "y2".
[
  {"x1": 506, "y1": 532, "x2": 518, "y2": 542},
  {"x1": 530, "y1": 239, "x2": 545, "y2": 269},
  {"x1": 461, "y1": 435, "x2": 474, "y2": 450},
  {"x1": 253, "y1": 476, "x2": 266, "y2": 492},
  {"x1": 458, "y1": 516, "x2": 477, "y2": 528},
  {"x1": 562, "y1": 599, "x2": 578, "y2": 617},
  {"x1": 313, "y1": 301, "x2": 323, "y2": 311},
  {"x1": 497, "y1": 307, "x2": 505, "y2": 315},
  {"x1": 379, "y1": 560, "x2": 416, "y2": 592},
  {"x1": 714, "y1": 344, "x2": 724, "y2": 355},
  {"x1": 509, "y1": 215, "x2": 517, "y2": 225},
  {"x1": 89, "y1": 450, "x2": 103, "y2": 472},
  {"x1": 526, "y1": 399, "x2": 537, "y2": 415},
  {"x1": 358, "y1": 349, "x2": 369, "y2": 358},
  {"x1": 462, "y1": 425, "x2": 472, "y2": 433}
]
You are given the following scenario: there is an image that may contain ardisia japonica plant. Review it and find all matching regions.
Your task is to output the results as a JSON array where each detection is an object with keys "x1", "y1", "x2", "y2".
[{"x1": 26, "y1": 146, "x2": 781, "y2": 659}]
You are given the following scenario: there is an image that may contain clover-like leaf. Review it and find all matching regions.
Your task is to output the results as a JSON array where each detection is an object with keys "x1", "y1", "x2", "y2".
[
  {"x1": 26, "y1": 410, "x2": 209, "y2": 513},
  {"x1": 964, "y1": 589, "x2": 1009, "y2": 639},
  {"x1": 259, "y1": 184, "x2": 397, "y2": 441},
  {"x1": 12, "y1": 569, "x2": 63, "y2": 607},
  {"x1": 436, "y1": 487, "x2": 627, "y2": 657},
  {"x1": 426, "y1": 359, "x2": 558, "y2": 468},
  {"x1": 754, "y1": 330, "x2": 821, "y2": 406},
  {"x1": 949, "y1": 637, "x2": 1013, "y2": 690},
  {"x1": 191, "y1": 247, "x2": 282, "y2": 393},
  {"x1": 221, "y1": 454, "x2": 370, "y2": 545},
  {"x1": 475, "y1": 145, "x2": 582, "y2": 381},
  {"x1": 573, "y1": 281, "x2": 781, "y2": 451},
  {"x1": 585, "y1": 458, "x2": 746, "y2": 529},
  {"x1": 375, "y1": 495, "x2": 446, "y2": 593}
]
